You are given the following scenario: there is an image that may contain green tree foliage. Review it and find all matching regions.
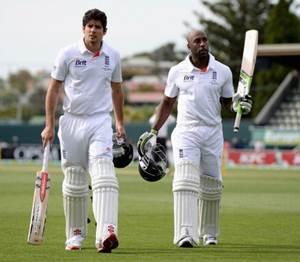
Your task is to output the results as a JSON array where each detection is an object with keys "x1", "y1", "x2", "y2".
[
  {"x1": 254, "y1": 0, "x2": 300, "y2": 117},
  {"x1": 265, "y1": 0, "x2": 300, "y2": 43},
  {"x1": 28, "y1": 87, "x2": 47, "y2": 116},
  {"x1": 193, "y1": 0, "x2": 271, "y2": 85},
  {"x1": 124, "y1": 105, "x2": 156, "y2": 123},
  {"x1": 0, "y1": 89, "x2": 19, "y2": 109},
  {"x1": 8, "y1": 69, "x2": 34, "y2": 94},
  {"x1": 0, "y1": 70, "x2": 49, "y2": 122},
  {"x1": 0, "y1": 78, "x2": 5, "y2": 90},
  {"x1": 150, "y1": 42, "x2": 179, "y2": 62},
  {"x1": 192, "y1": 0, "x2": 300, "y2": 118},
  {"x1": 0, "y1": 89, "x2": 19, "y2": 120}
]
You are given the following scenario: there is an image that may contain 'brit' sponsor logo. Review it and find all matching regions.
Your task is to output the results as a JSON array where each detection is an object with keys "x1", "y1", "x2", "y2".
[
  {"x1": 75, "y1": 59, "x2": 87, "y2": 67},
  {"x1": 183, "y1": 75, "x2": 194, "y2": 81}
]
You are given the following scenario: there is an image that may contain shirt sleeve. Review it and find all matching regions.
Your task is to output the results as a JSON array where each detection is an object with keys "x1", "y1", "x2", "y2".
[
  {"x1": 221, "y1": 66, "x2": 234, "y2": 98},
  {"x1": 111, "y1": 52, "x2": 122, "y2": 83},
  {"x1": 164, "y1": 67, "x2": 179, "y2": 98},
  {"x1": 51, "y1": 48, "x2": 67, "y2": 81}
]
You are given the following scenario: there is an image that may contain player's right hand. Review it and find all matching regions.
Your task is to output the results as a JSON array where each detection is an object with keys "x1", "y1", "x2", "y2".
[
  {"x1": 137, "y1": 129, "x2": 157, "y2": 157},
  {"x1": 41, "y1": 126, "x2": 54, "y2": 148}
]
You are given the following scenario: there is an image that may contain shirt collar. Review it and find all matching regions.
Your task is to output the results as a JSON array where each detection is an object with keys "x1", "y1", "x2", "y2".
[
  {"x1": 184, "y1": 53, "x2": 216, "y2": 72},
  {"x1": 78, "y1": 38, "x2": 109, "y2": 56}
]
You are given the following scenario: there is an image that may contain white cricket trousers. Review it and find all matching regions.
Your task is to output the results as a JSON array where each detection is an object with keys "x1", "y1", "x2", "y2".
[
  {"x1": 58, "y1": 112, "x2": 113, "y2": 168},
  {"x1": 171, "y1": 124, "x2": 223, "y2": 179}
]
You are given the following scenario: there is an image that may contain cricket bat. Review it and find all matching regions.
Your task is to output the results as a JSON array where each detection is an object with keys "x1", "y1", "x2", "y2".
[
  {"x1": 27, "y1": 143, "x2": 51, "y2": 245},
  {"x1": 233, "y1": 30, "x2": 258, "y2": 132}
]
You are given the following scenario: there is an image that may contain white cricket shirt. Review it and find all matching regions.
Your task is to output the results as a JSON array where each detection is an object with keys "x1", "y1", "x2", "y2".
[
  {"x1": 51, "y1": 39, "x2": 122, "y2": 115},
  {"x1": 165, "y1": 54, "x2": 234, "y2": 126}
]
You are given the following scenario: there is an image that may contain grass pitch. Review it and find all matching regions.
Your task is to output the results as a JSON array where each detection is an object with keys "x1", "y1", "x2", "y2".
[{"x1": 0, "y1": 162, "x2": 299, "y2": 262}]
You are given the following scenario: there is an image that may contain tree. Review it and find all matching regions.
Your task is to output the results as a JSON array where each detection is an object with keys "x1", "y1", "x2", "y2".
[
  {"x1": 28, "y1": 87, "x2": 47, "y2": 116},
  {"x1": 190, "y1": 0, "x2": 271, "y2": 85},
  {"x1": 0, "y1": 78, "x2": 5, "y2": 90},
  {"x1": 8, "y1": 69, "x2": 34, "y2": 94},
  {"x1": 253, "y1": 0, "x2": 300, "y2": 116},
  {"x1": 190, "y1": 0, "x2": 300, "y2": 118},
  {"x1": 265, "y1": 0, "x2": 300, "y2": 43},
  {"x1": 0, "y1": 89, "x2": 19, "y2": 109},
  {"x1": 150, "y1": 42, "x2": 179, "y2": 61}
]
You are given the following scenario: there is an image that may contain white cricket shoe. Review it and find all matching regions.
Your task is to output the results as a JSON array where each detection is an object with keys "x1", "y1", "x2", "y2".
[
  {"x1": 65, "y1": 235, "x2": 84, "y2": 251},
  {"x1": 177, "y1": 236, "x2": 196, "y2": 248},
  {"x1": 203, "y1": 234, "x2": 218, "y2": 246}
]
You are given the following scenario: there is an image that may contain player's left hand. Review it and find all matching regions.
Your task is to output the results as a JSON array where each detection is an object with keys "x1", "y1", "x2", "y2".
[
  {"x1": 232, "y1": 93, "x2": 253, "y2": 115},
  {"x1": 240, "y1": 94, "x2": 252, "y2": 115},
  {"x1": 115, "y1": 123, "x2": 126, "y2": 140},
  {"x1": 137, "y1": 129, "x2": 157, "y2": 156}
]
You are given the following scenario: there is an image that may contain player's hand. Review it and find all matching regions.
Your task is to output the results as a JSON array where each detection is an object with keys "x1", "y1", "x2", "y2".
[
  {"x1": 137, "y1": 129, "x2": 157, "y2": 156},
  {"x1": 115, "y1": 122, "x2": 126, "y2": 140},
  {"x1": 41, "y1": 126, "x2": 54, "y2": 148},
  {"x1": 232, "y1": 93, "x2": 252, "y2": 115}
]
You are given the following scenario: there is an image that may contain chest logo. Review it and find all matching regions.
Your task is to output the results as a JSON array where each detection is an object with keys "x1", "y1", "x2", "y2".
[
  {"x1": 183, "y1": 75, "x2": 195, "y2": 81},
  {"x1": 212, "y1": 71, "x2": 217, "y2": 80},
  {"x1": 105, "y1": 55, "x2": 110, "y2": 66},
  {"x1": 210, "y1": 71, "x2": 218, "y2": 85},
  {"x1": 103, "y1": 55, "x2": 112, "y2": 71},
  {"x1": 74, "y1": 59, "x2": 87, "y2": 67}
]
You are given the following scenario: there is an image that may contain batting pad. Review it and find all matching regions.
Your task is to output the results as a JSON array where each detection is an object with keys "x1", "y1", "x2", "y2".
[
  {"x1": 89, "y1": 158, "x2": 119, "y2": 246},
  {"x1": 62, "y1": 166, "x2": 89, "y2": 240},
  {"x1": 198, "y1": 174, "x2": 223, "y2": 238},
  {"x1": 173, "y1": 161, "x2": 200, "y2": 245}
]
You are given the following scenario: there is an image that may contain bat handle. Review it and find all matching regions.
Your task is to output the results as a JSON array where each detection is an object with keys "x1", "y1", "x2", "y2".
[
  {"x1": 233, "y1": 111, "x2": 242, "y2": 133},
  {"x1": 42, "y1": 143, "x2": 50, "y2": 171}
]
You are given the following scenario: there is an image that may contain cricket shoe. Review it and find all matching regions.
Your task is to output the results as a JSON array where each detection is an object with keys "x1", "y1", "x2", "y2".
[
  {"x1": 177, "y1": 236, "x2": 197, "y2": 248},
  {"x1": 203, "y1": 234, "x2": 218, "y2": 246},
  {"x1": 96, "y1": 233, "x2": 119, "y2": 253},
  {"x1": 65, "y1": 235, "x2": 84, "y2": 251}
]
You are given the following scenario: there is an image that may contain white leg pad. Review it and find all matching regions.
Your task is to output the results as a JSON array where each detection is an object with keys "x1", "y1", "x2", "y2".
[
  {"x1": 198, "y1": 174, "x2": 223, "y2": 238},
  {"x1": 62, "y1": 166, "x2": 89, "y2": 240},
  {"x1": 89, "y1": 158, "x2": 119, "y2": 246},
  {"x1": 172, "y1": 160, "x2": 200, "y2": 246}
]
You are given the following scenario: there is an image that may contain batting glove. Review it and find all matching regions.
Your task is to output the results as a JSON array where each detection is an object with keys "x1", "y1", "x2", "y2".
[
  {"x1": 137, "y1": 129, "x2": 157, "y2": 157},
  {"x1": 232, "y1": 93, "x2": 253, "y2": 115}
]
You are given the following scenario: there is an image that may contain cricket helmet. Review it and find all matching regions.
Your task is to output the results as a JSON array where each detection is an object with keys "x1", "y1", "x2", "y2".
[
  {"x1": 112, "y1": 134, "x2": 133, "y2": 168},
  {"x1": 138, "y1": 144, "x2": 167, "y2": 182}
]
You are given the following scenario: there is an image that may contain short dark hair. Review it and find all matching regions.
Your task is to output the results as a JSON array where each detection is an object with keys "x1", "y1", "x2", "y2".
[{"x1": 82, "y1": 9, "x2": 107, "y2": 31}]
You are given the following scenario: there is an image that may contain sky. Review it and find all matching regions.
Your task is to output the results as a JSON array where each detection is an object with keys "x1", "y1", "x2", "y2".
[{"x1": 0, "y1": 0, "x2": 203, "y2": 78}]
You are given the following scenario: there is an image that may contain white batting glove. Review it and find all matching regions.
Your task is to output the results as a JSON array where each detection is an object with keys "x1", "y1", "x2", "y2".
[
  {"x1": 137, "y1": 129, "x2": 157, "y2": 156},
  {"x1": 232, "y1": 93, "x2": 253, "y2": 115}
]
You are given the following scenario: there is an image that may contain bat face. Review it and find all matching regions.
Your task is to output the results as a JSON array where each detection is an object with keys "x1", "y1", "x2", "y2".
[
  {"x1": 233, "y1": 30, "x2": 258, "y2": 133},
  {"x1": 27, "y1": 144, "x2": 51, "y2": 245},
  {"x1": 236, "y1": 30, "x2": 258, "y2": 97},
  {"x1": 27, "y1": 170, "x2": 51, "y2": 244},
  {"x1": 241, "y1": 30, "x2": 259, "y2": 76},
  {"x1": 39, "y1": 171, "x2": 49, "y2": 202}
]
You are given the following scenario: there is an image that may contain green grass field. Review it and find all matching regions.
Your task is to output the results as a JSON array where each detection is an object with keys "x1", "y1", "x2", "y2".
[{"x1": 0, "y1": 161, "x2": 300, "y2": 262}]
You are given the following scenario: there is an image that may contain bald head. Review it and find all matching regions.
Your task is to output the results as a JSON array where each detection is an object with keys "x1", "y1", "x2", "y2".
[
  {"x1": 186, "y1": 30, "x2": 207, "y2": 44},
  {"x1": 186, "y1": 29, "x2": 209, "y2": 66}
]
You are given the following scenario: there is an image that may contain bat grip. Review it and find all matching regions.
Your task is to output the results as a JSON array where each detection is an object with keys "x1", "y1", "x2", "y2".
[
  {"x1": 233, "y1": 111, "x2": 242, "y2": 133},
  {"x1": 42, "y1": 144, "x2": 50, "y2": 171}
]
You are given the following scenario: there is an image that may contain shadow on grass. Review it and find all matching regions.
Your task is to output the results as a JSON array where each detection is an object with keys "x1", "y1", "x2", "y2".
[{"x1": 101, "y1": 243, "x2": 300, "y2": 257}]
